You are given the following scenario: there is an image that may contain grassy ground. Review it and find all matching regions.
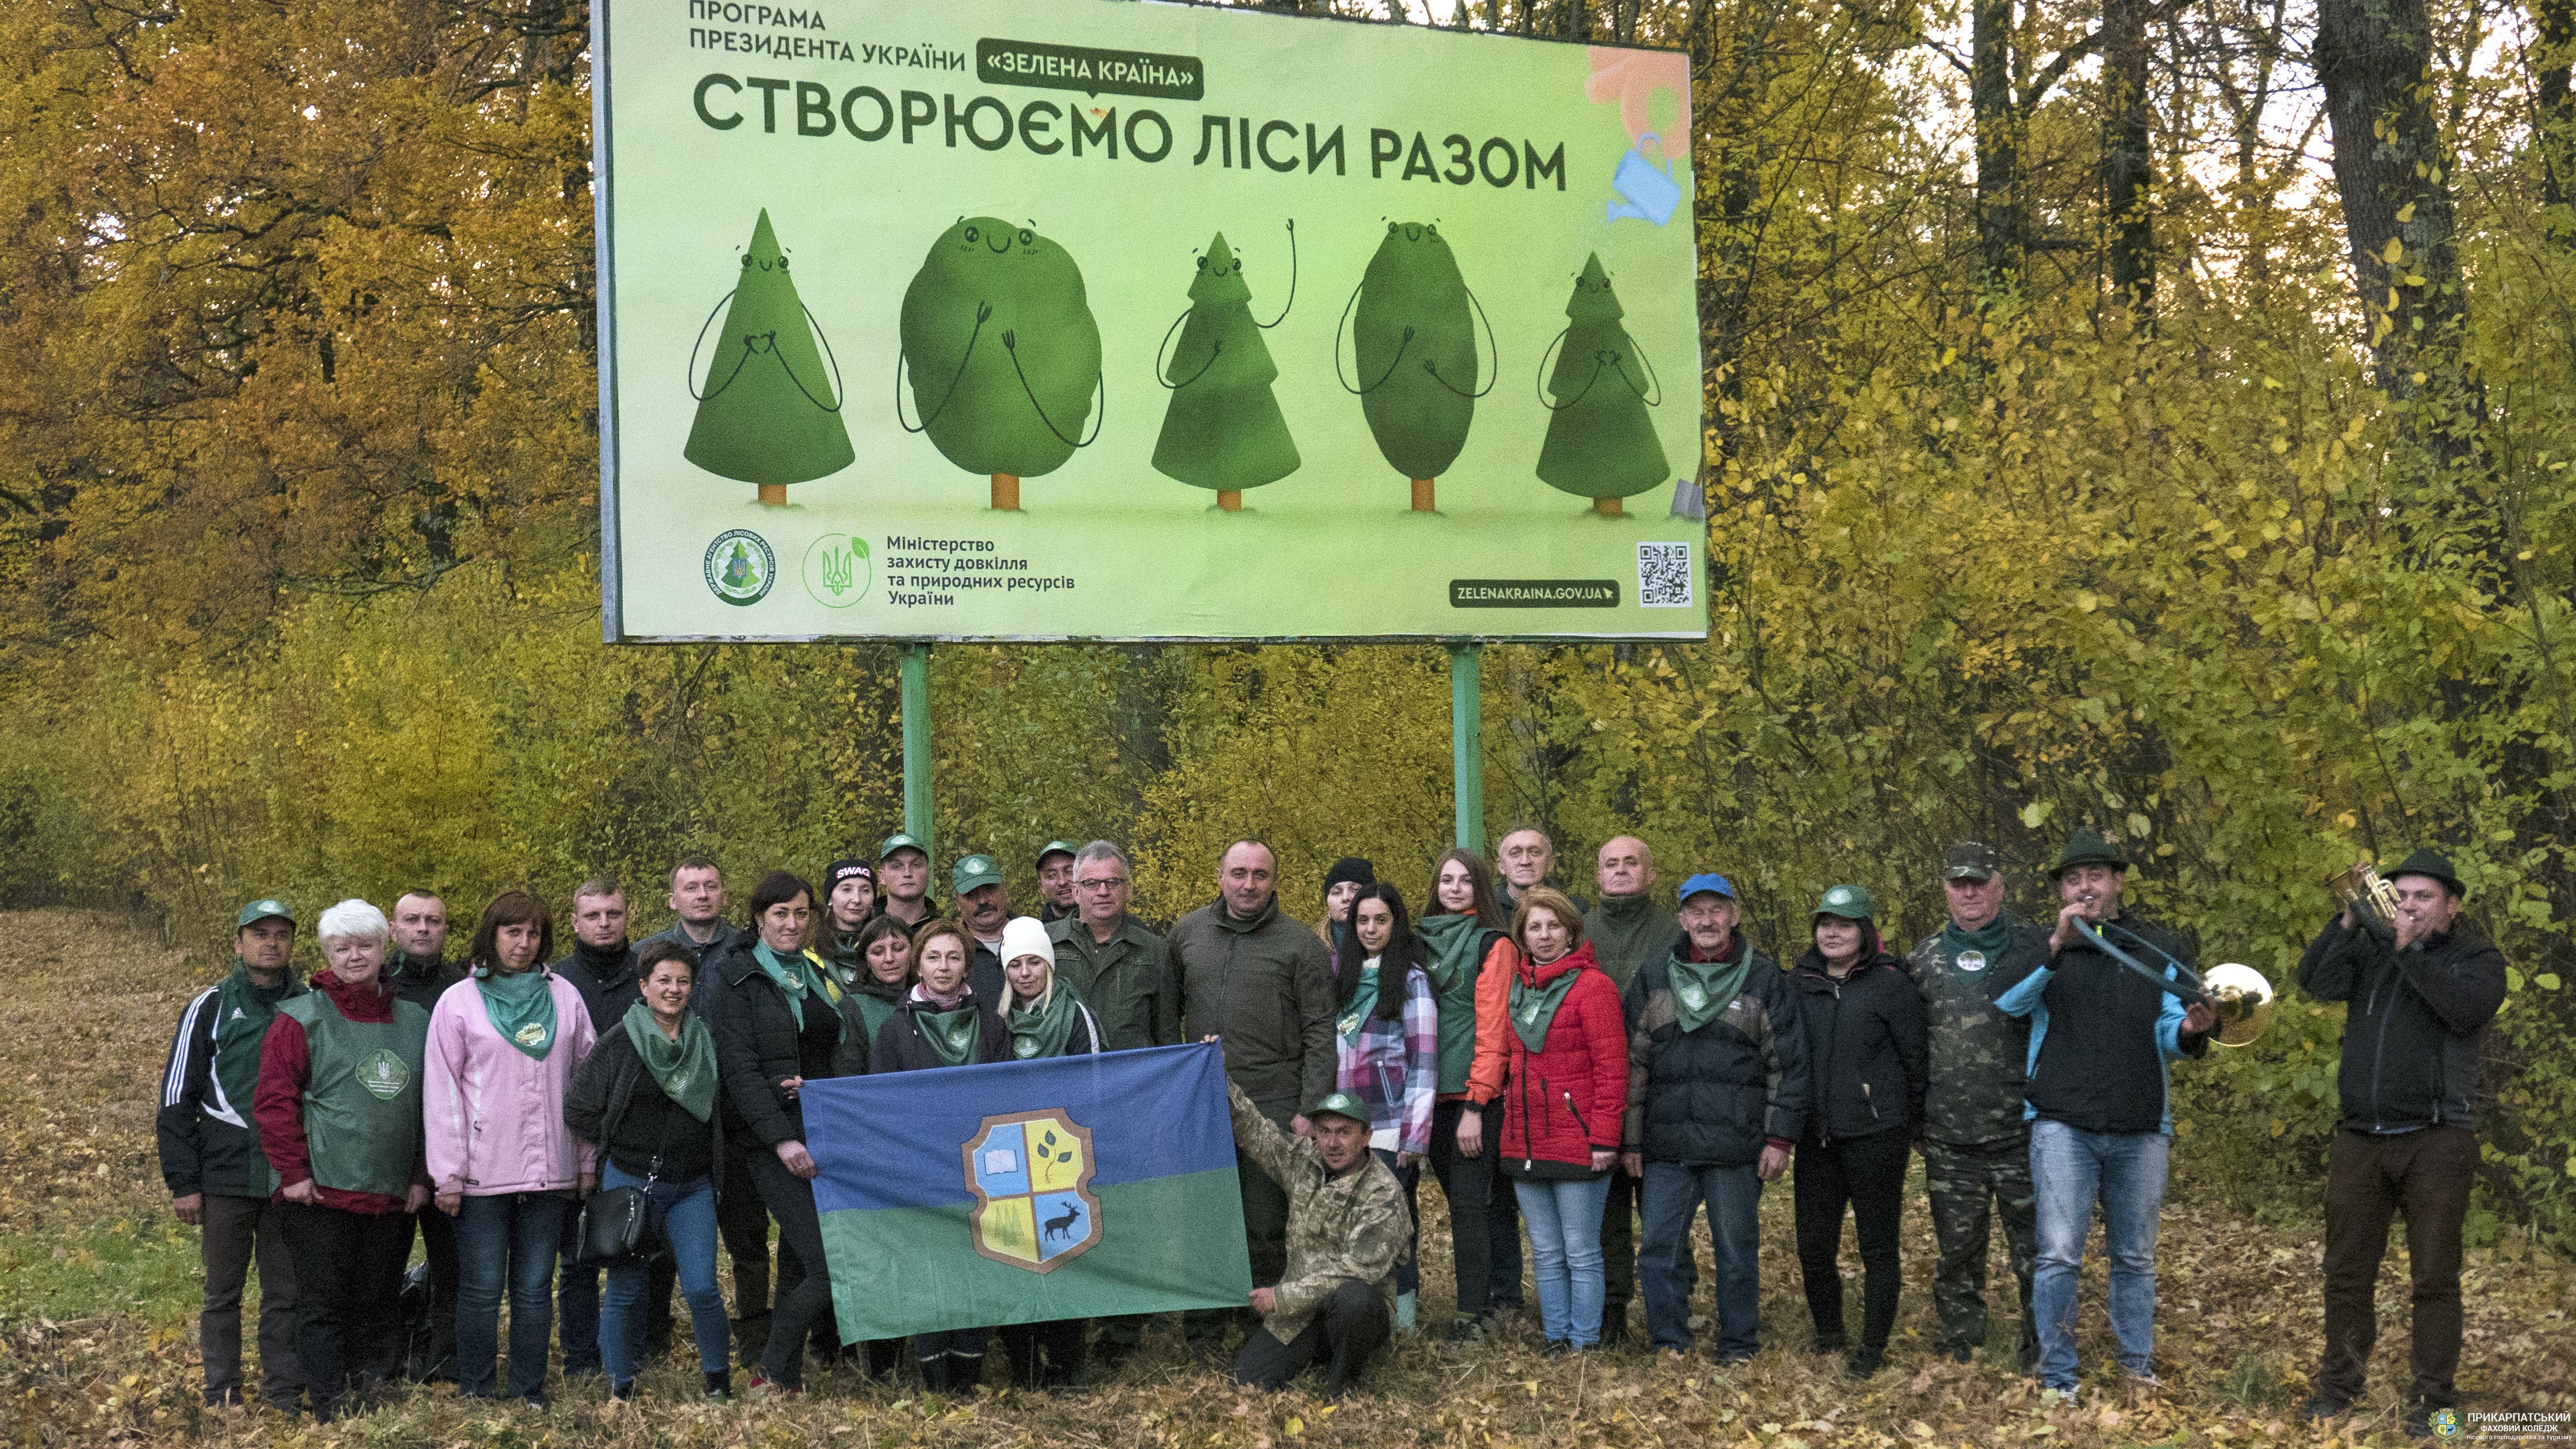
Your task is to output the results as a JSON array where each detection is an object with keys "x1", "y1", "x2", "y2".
[{"x1": 1, "y1": 906, "x2": 2567, "y2": 1447}]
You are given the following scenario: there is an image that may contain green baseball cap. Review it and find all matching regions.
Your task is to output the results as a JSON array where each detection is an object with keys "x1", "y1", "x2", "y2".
[
  {"x1": 1304, "y1": 1091, "x2": 1370, "y2": 1126},
  {"x1": 236, "y1": 898, "x2": 296, "y2": 930},
  {"x1": 1812, "y1": 884, "x2": 1876, "y2": 921},
  {"x1": 1943, "y1": 842, "x2": 2002, "y2": 881},
  {"x1": 952, "y1": 853, "x2": 1005, "y2": 896},
  {"x1": 1036, "y1": 840, "x2": 1079, "y2": 867},
  {"x1": 878, "y1": 833, "x2": 929, "y2": 862}
]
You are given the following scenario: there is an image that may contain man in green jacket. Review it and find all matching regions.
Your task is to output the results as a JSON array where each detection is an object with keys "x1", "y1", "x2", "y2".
[
  {"x1": 1170, "y1": 839, "x2": 1337, "y2": 1348},
  {"x1": 1582, "y1": 834, "x2": 1678, "y2": 1344}
]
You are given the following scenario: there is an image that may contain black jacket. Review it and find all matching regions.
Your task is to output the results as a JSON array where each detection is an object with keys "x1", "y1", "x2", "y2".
[
  {"x1": 2297, "y1": 916, "x2": 2507, "y2": 1133},
  {"x1": 156, "y1": 976, "x2": 299, "y2": 1199},
  {"x1": 1621, "y1": 935, "x2": 1810, "y2": 1167},
  {"x1": 1789, "y1": 950, "x2": 1927, "y2": 1146},
  {"x1": 968, "y1": 938, "x2": 1008, "y2": 1010},
  {"x1": 2006, "y1": 915, "x2": 2210, "y2": 1135},
  {"x1": 564, "y1": 1023, "x2": 723, "y2": 1183},
  {"x1": 870, "y1": 992, "x2": 1010, "y2": 1074},
  {"x1": 553, "y1": 939, "x2": 640, "y2": 1037},
  {"x1": 704, "y1": 943, "x2": 854, "y2": 1148},
  {"x1": 384, "y1": 952, "x2": 461, "y2": 1014}
]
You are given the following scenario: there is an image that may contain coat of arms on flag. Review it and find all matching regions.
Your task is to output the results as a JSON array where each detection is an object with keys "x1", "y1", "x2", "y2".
[{"x1": 963, "y1": 1109, "x2": 1101, "y2": 1272}]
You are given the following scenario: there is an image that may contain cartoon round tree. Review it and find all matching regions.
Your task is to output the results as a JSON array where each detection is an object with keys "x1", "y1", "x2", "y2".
[
  {"x1": 898, "y1": 217, "x2": 1103, "y2": 511},
  {"x1": 683, "y1": 210, "x2": 855, "y2": 507},
  {"x1": 1339, "y1": 221, "x2": 1494, "y2": 512},
  {"x1": 1152, "y1": 226, "x2": 1300, "y2": 511},
  {"x1": 1535, "y1": 253, "x2": 1668, "y2": 518}
]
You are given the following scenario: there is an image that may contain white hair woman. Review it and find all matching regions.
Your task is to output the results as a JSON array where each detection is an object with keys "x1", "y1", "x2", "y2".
[{"x1": 251, "y1": 898, "x2": 431, "y2": 1421}]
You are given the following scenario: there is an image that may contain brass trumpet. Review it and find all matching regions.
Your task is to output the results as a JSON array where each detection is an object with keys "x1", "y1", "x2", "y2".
[
  {"x1": 2329, "y1": 861, "x2": 2402, "y2": 942},
  {"x1": 2068, "y1": 915, "x2": 2276, "y2": 1047}
]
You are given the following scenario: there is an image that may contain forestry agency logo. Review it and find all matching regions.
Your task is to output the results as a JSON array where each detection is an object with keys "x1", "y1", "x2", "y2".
[
  {"x1": 358, "y1": 1048, "x2": 411, "y2": 1101},
  {"x1": 962, "y1": 1109, "x2": 1102, "y2": 1274},
  {"x1": 803, "y1": 533, "x2": 872, "y2": 608},
  {"x1": 703, "y1": 528, "x2": 776, "y2": 607}
]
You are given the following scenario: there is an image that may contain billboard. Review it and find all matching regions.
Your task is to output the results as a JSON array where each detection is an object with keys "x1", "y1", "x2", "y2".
[{"x1": 595, "y1": 0, "x2": 1705, "y2": 641}]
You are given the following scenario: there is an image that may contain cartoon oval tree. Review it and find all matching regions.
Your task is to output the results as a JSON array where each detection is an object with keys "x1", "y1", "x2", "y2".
[
  {"x1": 1535, "y1": 253, "x2": 1668, "y2": 518},
  {"x1": 898, "y1": 217, "x2": 1103, "y2": 511},
  {"x1": 1152, "y1": 224, "x2": 1300, "y2": 511},
  {"x1": 1338, "y1": 221, "x2": 1494, "y2": 512},
  {"x1": 683, "y1": 209, "x2": 854, "y2": 507}
]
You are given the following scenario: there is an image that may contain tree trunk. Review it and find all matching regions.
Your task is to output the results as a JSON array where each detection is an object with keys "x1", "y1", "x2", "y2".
[
  {"x1": 2540, "y1": 0, "x2": 2575, "y2": 224},
  {"x1": 757, "y1": 484, "x2": 787, "y2": 507},
  {"x1": 1411, "y1": 478, "x2": 1436, "y2": 513},
  {"x1": 991, "y1": 473, "x2": 1021, "y2": 511},
  {"x1": 1217, "y1": 490, "x2": 1244, "y2": 512},
  {"x1": 2102, "y1": 0, "x2": 2155, "y2": 319},
  {"x1": 1972, "y1": 0, "x2": 2025, "y2": 296},
  {"x1": 1593, "y1": 497, "x2": 1623, "y2": 518}
]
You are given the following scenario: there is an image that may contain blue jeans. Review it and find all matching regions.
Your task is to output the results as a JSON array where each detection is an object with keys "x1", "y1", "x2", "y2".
[
  {"x1": 1639, "y1": 1161, "x2": 1764, "y2": 1358},
  {"x1": 455, "y1": 1191, "x2": 571, "y2": 1399},
  {"x1": 2030, "y1": 1119, "x2": 2169, "y2": 1389},
  {"x1": 1515, "y1": 1175, "x2": 1611, "y2": 1348},
  {"x1": 599, "y1": 1165, "x2": 731, "y2": 1388}
]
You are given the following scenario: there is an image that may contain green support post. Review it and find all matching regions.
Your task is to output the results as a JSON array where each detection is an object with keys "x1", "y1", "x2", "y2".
[
  {"x1": 900, "y1": 643, "x2": 934, "y2": 859},
  {"x1": 1448, "y1": 642, "x2": 1484, "y2": 854}
]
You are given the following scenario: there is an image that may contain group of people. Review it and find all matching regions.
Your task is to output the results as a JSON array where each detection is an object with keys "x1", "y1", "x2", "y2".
[{"x1": 155, "y1": 825, "x2": 2506, "y2": 1434}]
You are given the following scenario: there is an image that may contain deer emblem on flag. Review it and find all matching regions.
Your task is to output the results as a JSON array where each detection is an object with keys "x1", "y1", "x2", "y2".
[{"x1": 962, "y1": 1109, "x2": 1102, "y2": 1272}]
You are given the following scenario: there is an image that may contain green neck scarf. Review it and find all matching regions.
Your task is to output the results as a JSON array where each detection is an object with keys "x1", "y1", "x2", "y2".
[
  {"x1": 1006, "y1": 979, "x2": 1084, "y2": 1060},
  {"x1": 754, "y1": 942, "x2": 840, "y2": 1030},
  {"x1": 1942, "y1": 913, "x2": 2015, "y2": 963},
  {"x1": 213, "y1": 959, "x2": 304, "y2": 1118},
  {"x1": 1666, "y1": 935, "x2": 1753, "y2": 1034},
  {"x1": 1509, "y1": 961, "x2": 1583, "y2": 1052},
  {"x1": 474, "y1": 965, "x2": 557, "y2": 1059},
  {"x1": 1416, "y1": 914, "x2": 1493, "y2": 1095},
  {"x1": 1338, "y1": 960, "x2": 1382, "y2": 1041},
  {"x1": 915, "y1": 999, "x2": 984, "y2": 1067},
  {"x1": 621, "y1": 999, "x2": 718, "y2": 1123}
]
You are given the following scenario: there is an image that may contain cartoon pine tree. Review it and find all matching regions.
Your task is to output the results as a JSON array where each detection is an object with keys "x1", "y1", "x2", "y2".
[
  {"x1": 683, "y1": 209, "x2": 855, "y2": 507},
  {"x1": 1535, "y1": 253, "x2": 1669, "y2": 518},
  {"x1": 1152, "y1": 231, "x2": 1300, "y2": 510}
]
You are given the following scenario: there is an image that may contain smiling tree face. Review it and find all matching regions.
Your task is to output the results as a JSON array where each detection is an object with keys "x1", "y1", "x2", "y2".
[
  {"x1": 899, "y1": 216, "x2": 1103, "y2": 492},
  {"x1": 1152, "y1": 231, "x2": 1300, "y2": 498},
  {"x1": 682, "y1": 209, "x2": 856, "y2": 496},
  {"x1": 1536, "y1": 252, "x2": 1668, "y2": 508},
  {"x1": 1352, "y1": 221, "x2": 1479, "y2": 491}
]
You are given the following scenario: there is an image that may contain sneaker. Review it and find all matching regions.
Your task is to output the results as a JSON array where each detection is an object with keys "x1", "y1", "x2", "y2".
[
  {"x1": 2301, "y1": 1395, "x2": 2351, "y2": 1423},
  {"x1": 607, "y1": 1381, "x2": 635, "y2": 1401},
  {"x1": 1541, "y1": 1340, "x2": 1573, "y2": 1356},
  {"x1": 745, "y1": 1375, "x2": 800, "y2": 1401},
  {"x1": 519, "y1": 1392, "x2": 549, "y2": 1410},
  {"x1": 703, "y1": 1371, "x2": 733, "y2": 1402},
  {"x1": 1657, "y1": 1347, "x2": 1688, "y2": 1366}
]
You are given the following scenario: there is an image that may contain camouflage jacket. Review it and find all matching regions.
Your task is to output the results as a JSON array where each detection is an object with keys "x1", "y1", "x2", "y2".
[
  {"x1": 1226, "y1": 1079, "x2": 1413, "y2": 1343},
  {"x1": 1907, "y1": 917, "x2": 2048, "y2": 1148}
]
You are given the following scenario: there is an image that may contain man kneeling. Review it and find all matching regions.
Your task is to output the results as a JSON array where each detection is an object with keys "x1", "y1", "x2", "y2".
[{"x1": 1224, "y1": 1077, "x2": 1412, "y2": 1397}]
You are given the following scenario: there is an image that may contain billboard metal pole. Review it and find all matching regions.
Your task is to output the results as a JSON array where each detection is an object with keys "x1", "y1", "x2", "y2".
[
  {"x1": 1448, "y1": 643, "x2": 1484, "y2": 854},
  {"x1": 901, "y1": 644, "x2": 934, "y2": 857}
]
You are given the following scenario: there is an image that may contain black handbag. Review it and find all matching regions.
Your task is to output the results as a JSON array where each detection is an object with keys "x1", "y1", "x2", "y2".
[{"x1": 573, "y1": 1062, "x2": 671, "y2": 1267}]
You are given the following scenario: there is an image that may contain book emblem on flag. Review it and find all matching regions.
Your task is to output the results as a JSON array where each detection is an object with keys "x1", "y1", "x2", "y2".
[{"x1": 961, "y1": 1109, "x2": 1102, "y2": 1272}]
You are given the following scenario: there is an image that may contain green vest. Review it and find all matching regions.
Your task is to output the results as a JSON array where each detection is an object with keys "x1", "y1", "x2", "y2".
[{"x1": 279, "y1": 994, "x2": 430, "y2": 1198}]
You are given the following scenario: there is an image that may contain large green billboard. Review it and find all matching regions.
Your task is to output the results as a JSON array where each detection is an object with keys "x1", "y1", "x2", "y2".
[{"x1": 595, "y1": 0, "x2": 1705, "y2": 641}]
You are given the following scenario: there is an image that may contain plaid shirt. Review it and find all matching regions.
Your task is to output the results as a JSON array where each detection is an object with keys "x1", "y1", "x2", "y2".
[{"x1": 1334, "y1": 960, "x2": 1438, "y2": 1157}]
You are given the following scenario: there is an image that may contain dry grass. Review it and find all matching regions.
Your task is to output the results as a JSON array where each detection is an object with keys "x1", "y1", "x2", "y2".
[{"x1": 0, "y1": 907, "x2": 2567, "y2": 1447}]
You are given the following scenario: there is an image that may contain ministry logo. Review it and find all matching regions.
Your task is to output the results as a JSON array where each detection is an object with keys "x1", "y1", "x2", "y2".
[{"x1": 962, "y1": 1109, "x2": 1101, "y2": 1273}]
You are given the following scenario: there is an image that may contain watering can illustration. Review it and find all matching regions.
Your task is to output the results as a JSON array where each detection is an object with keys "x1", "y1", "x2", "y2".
[{"x1": 1606, "y1": 133, "x2": 1681, "y2": 227}]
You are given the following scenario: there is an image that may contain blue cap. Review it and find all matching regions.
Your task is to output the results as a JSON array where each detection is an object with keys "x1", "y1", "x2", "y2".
[{"x1": 1678, "y1": 873, "x2": 1736, "y2": 904}]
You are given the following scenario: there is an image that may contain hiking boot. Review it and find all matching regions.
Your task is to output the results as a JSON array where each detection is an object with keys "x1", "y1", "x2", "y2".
[{"x1": 2301, "y1": 1395, "x2": 2351, "y2": 1424}]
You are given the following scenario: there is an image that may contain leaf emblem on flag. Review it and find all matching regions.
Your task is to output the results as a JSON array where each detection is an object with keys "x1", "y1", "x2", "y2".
[{"x1": 962, "y1": 1109, "x2": 1102, "y2": 1273}]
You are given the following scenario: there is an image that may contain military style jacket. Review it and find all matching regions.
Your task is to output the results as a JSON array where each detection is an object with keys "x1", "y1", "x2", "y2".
[
  {"x1": 1907, "y1": 917, "x2": 2049, "y2": 1148},
  {"x1": 1226, "y1": 1078, "x2": 1412, "y2": 1343}
]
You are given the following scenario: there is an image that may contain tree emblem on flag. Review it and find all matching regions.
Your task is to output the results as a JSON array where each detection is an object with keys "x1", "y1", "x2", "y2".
[{"x1": 962, "y1": 1109, "x2": 1101, "y2": 1272}]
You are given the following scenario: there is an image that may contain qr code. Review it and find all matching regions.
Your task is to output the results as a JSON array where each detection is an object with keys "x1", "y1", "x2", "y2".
[{"x1": 1637, "y1": 542, "x2": 1693, "y2": 607}]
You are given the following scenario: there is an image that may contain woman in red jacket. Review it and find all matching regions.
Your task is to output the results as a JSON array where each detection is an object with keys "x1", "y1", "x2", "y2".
[{"x1": 1498, "y1": 887, "x2": 1628, "y2": 1352}]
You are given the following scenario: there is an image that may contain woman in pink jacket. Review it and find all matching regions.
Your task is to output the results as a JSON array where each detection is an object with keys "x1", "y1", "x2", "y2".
[{"x1": 425, "y1": 890, "x2": 597, "y2": 1406}]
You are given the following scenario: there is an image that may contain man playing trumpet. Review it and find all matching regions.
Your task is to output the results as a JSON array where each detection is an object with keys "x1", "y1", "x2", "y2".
[
  {"x1": 2296, "y1": 850, "x2": 2506, "y2": 1436},
  {"x1": 1995, "y1": 829, "x2": 2215, "y2": 1398}
]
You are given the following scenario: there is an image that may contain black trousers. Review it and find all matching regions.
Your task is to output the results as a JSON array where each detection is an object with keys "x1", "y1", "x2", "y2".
[
  {"x1": 746, "y1": 1151, "x2": 833, "y2": 1390},
  {"x1": 1601, "y1": 1157, "x2": 1638, "y2": 1327},
  {"x1": 716, "y1": 1144, "x2": 774, "y2": 1352},
  {"x1": 1793, "y1": 1130, "x2": 1911, "y2": 1355},
  {"x1": 1427, "y1": 1099, "x2": 1503, "y2": 1317},
  {"x1": 2321, "y1": 1126, "x2": 2476, "y2": 1408},
  {"x1": 997, "y1": 1317, "x2": 1087, "y2": 1387},
  {"x1": 198, "y1": 1193, "x2": 303, "y2": 1408},
  {"x1": 276, "y1": 1202, "x2": 412, "y2": 1419},
  {"x1": 1230, "y1": 1282, "x2": 1389, "y2": 1397},
  {"x1": 405, "y1": 1197, "x2": 460, "y2": 1381}
]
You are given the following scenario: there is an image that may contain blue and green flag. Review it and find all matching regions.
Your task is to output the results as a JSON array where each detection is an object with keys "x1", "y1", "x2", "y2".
[{"x1": 804, "y1": 1041, "x2": 1251, "y2": 1341}]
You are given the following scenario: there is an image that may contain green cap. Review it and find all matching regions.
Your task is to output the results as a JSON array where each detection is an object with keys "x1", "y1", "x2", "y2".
[
  {"x1": 1812, "y1": 884, "x2": 1876, "y2": 921},
  {"x1": 2389, "y1": 848, "x2": 2464, "y2": 898},
  {"x1": 1943, "y1": 842, "x2": 2002, "y2": 881},
  {"x1": 878, "y1": 833, "x2": 929, "y2": 863},
  {"x1": 1036, "y1": 840, "x2": 1079, "y2": 867},
  {"x1": 2049, "y1": 827, "x2": 2129, "y2": 877},
  {"x1": 236, "y1": 898, "x2": 296, "y2": 930},
  {"x1": 952, "y1": 853, "x2": 1005, "y2": 897},
  {"x1": 1304, "y1": 1091, "x2": 1370, "y2": 1126}
]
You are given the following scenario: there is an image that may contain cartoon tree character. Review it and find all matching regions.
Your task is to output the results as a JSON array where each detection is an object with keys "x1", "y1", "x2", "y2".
[
  {"x1": 1535, "y1": 253, "x2": 1668, "y2": 518},
  {"x1": 683, "y1": 210, "x2": 856, "y2": 507},
  {"x1": 1152, "y1": 223, "x2": 1300, "y2": 511},
  {"x1": 898, "y1": 217, "x2": 1103, "y2": 511},
  {"x1": 1337, "y1": 220, "x2": 1494, "y2": 512}
]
